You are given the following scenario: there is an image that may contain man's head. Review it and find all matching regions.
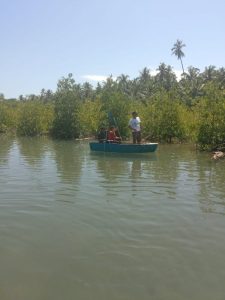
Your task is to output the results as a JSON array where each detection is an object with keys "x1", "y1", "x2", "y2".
[{"x1": 132, "y1": 111, "x2": 138, "y2": 118}]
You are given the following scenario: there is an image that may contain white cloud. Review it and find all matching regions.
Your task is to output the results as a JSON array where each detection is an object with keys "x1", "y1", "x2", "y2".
[
  {"x1": 150, "y1": 69, "x2": 183, "y2": 81},
  {"x1": 172, "y1": 70, "x2": 183, "y2": 80},
  {"x1": 81, "y1": 75, "x2": 108, "y2": 82},
  {"x1": 82, "y1": 69, "x2": 183, "y2": 83}
]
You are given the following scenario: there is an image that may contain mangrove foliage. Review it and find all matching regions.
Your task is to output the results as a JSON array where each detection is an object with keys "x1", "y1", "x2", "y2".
[{"x1": 1, "y1": 65, "x2": 225, "y2": 150}]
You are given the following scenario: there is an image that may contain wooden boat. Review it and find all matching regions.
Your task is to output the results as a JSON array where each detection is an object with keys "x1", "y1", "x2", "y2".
[{"x1": 89, "y1": 142, "x2": 158, "y2": 153}]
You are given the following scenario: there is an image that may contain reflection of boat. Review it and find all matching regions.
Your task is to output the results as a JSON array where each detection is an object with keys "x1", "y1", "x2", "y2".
[{"x1": 89, "y1": 142, "x2": 158, "y2": 153}]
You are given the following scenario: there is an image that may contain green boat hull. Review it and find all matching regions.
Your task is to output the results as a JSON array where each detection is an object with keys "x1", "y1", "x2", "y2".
[{"x1": 89, "y1": 142, "x2": 158, "y2": 153}]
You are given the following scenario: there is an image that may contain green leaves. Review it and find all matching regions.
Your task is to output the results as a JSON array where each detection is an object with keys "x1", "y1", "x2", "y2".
[
  {"x1": 17, "y1": 102, "x2": 54, "y2": 136},
  {"x1": 196, "y1": 83, "x2": 225, "y2": 150},
  {"x1": 0, "y1": 68, "x2": 224, "y2": 150},
  {"x1": 139, "y1": 90, "x2": 186, "y2": 143}
]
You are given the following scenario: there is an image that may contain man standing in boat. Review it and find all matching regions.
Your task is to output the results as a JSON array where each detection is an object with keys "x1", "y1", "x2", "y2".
[{"x1": 128, "y1": 111, "x2": 141, "y2": 144}]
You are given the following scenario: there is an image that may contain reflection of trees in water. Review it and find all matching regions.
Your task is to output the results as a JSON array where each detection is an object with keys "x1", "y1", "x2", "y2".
[
  {"x1": 130, "y1": 159, "x2": 142, "y2": 179},
  {"x1": 150, "y1": 148, "x2": 179, "y2": 184},
  {"x1": 90, "y1": 153, "x2": 158, "y2": 198},
  {"x1": 0, "y1": 135, "x2": 14, "y2": 165},
  {"x1": 17, "y1": 136, "x2": 51, "y2": 167},
  {"x1": 152, "y1": 144, "x2": 198, "y2": 184},
  {"x1": 152, "y1": 145, "x2": 225, "y2": 216},
  {"x1": 129, "y1": 159, "x2": 144, "y2": 196},
  {"x1": 156, "y1": 145, "x2": 225, "y2": 215},
  {"x1": 17, "y1": 137, "x2": 84, "y2": 184},
  {"x1": 93, "y1": 154, "x2": 130, "y2": 182},
  {"x1": 91, "y1": 144, "x2": 225, "y2": 215},
  {"x1": 91, "y1": 153, "x2": 156, "y2": 182},
  {"x1": 197, "y1": 156, "x2": 225, "y2": 215},
  {"x1": 52, "y1": 140, "x2": 84, "y2": 183}
]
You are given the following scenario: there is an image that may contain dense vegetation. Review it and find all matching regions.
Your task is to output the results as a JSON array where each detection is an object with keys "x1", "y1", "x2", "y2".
[{"x1": 1, "y1": 41, "x2": 225, "y2": 150}]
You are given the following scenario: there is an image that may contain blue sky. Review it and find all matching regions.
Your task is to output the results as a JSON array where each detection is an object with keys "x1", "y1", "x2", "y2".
[{"x1": 1, "y1": 0, "x2": 225, "y2": 98}]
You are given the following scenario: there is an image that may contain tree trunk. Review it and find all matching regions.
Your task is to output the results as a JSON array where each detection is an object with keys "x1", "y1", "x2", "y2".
[{"x1": 180, "y1": 58, "x2": 185, "y2": 74}]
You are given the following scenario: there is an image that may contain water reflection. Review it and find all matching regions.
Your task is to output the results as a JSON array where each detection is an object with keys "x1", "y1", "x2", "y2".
[
  {"x1": 152, "y1": 144, "x2": 187, "y2": 183},
  {"x1": 52, "y1": 140, "x2": 84, "y2": 183},
  {"x1": 197, "y1": 154, "x2": 225, "y2": 215},
  {"x1": 0, "y1": 135, "x2": 14, "y2": 166},
  {"x1": 16, "y1": 136, "x2": 51, "y2": 167},
  {"x1": 16, "y1": 137, "x2": 85, "y2": 185},
  {"x1": 91, "y1": 154, "x2": 129, "y2": 182},
  {"x1": 3, "y1": 138, "x2": 225, "y2": 215},
  {"x1": 130, "y1": 159, "x2": 143, "y2": 179},
  {"x1": 154, "y1": 145, "x2": 225, "y2": 216},
  {"x1": 90, "y1": 152, "x2": 157, "y2": 181},
  {"x1": 1, "y1": 139, "x2": 225, "y2": 300}
]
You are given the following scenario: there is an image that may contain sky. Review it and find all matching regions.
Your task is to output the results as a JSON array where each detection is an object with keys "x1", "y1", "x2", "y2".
[{"x1": 1, "y1": 0, "x2": 225, "y2": 98}]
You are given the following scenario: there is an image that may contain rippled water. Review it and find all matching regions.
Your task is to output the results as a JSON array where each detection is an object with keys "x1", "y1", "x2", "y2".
[{"x1": 0, "y1": 136, "x2": 225, "y2": 300}]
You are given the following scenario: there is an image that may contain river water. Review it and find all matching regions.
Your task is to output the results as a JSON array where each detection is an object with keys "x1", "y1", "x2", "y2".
[{"x1": 0, "y1": 136, "x2": 225, "y2": 300}]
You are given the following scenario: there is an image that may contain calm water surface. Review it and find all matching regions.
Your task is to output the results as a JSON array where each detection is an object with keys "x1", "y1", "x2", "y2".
[{"x1": 0, "y1": 136, "x2": 225, "y2": 300}]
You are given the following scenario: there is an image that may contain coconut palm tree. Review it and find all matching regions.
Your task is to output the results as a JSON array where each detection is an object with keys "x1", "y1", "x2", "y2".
[
  {"x1": 0, "y1": 93, "x2": 4, "y2": 101},
  {"x1": 216, "y1": 67, "x2": 225, "y2": 89},
  {"x1": 81, "y1": 82, "x2": 94, "y2": 100},
  {"x1": 179, "y1": 66, "x2": 203, "y2": 105},
  {"x1": 171, "y1": 39, "x2": 186, "y2": 74},
  {"x1": 116, "y1": 74, "x2": 130, "y2": 95},
  {"x1": 201, "y1": 65, "x2": 216, "y2": 82},
  {"x1": 156, "y1": 63, "x2": 177, "y2": 90},
  {"x1": 139, "y1": 67, "x2": 151, "y2": 84}
]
